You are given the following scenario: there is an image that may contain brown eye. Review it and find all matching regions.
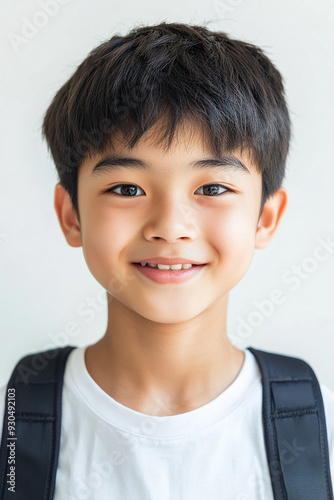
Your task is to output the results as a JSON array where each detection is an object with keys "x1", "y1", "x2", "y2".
[
  {"x1": 196, "y1": 184, "x2": 231, "y2": 196},
  {"x1": 106, "y1": 184, "x2": 144, "y2": 196}
]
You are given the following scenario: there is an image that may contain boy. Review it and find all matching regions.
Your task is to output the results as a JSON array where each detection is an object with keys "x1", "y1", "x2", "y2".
[{"x1": 1, "y1": 21, "x2": 333, "y2": 499}]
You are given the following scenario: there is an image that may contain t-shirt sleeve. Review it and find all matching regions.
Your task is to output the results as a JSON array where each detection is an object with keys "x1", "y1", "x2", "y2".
[{"x1": 320, "y1": 383, "x2": 334, "y2": 488}]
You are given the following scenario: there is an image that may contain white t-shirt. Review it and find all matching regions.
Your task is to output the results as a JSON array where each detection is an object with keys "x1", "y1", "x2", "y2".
[{"x1": 0, "y1": 346, "x2": 333, "y2": 500}]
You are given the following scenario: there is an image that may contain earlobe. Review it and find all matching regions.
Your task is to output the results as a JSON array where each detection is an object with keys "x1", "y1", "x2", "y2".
[
  {"x1": 54, "y1": 183, "x2": 82, "y2": 248},
  {"x1": 255, "y1": 188, "x2": 288, "y2": 249}
]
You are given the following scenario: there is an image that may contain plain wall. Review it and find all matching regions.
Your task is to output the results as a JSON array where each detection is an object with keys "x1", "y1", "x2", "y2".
[{"x1": 1, "y1": 0, "x2": 333, "y2": 389}]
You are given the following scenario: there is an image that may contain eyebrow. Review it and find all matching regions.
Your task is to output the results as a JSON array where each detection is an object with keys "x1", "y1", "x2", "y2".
[{"x1": 91, "y1": 153, "x2": 251, "y2": 177}]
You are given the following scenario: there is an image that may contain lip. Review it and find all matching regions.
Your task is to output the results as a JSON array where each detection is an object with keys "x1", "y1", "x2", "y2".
[
  {"x1": 132, "y1": 257, "x2": 205, "y2": 265},
  {"x1": 132, "y1": 262, "x2": 207, "y2": 284}
]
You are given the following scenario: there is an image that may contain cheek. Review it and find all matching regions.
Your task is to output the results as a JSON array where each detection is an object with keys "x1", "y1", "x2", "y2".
[
  {"x1": 80, "y1": 208, "x2": 135, "y2": 277},
  {"x1": 206, "y1": 207, "x2": 256, "y2": 271}
]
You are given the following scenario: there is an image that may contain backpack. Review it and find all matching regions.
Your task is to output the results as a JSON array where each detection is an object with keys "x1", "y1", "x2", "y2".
[{"x1": 0, "y1": 345, "x2": 333, "y2": 500}]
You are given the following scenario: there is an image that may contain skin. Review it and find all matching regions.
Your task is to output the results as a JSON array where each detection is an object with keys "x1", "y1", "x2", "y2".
[{"x1": 54, "y1": 119, "x2": 288, "y2": 416}]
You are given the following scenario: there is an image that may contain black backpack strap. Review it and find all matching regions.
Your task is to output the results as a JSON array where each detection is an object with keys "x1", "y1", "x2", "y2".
[
  {"x1": 248, "y1": 346, "x2": 333, "y2": 500},
  {"x1": 0, "y1": 345, "x2": 75, "y2": 500}
]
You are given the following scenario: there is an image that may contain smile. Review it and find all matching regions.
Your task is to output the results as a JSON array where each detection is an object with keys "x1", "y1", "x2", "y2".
[
  {"x1": 138, "y1": 262, "x2": 194, "y2": 270},
  {"x1": 132, "y1": 263, "x2": 206, "y2": 284}
]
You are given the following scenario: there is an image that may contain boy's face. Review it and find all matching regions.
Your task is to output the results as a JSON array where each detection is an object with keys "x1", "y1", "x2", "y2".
[{"x1": 58, "y1": 120, "x2": 286, "y2": 325}]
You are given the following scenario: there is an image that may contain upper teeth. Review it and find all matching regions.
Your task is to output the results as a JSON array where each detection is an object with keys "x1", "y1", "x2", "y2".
[{"x1": 140, "y1": 262, "x2": 193, "y2": 270}]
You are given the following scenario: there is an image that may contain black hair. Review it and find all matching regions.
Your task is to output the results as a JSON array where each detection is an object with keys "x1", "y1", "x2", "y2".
[{"x1": 42, "y1": 21, "x2": 291, "y2": 221}]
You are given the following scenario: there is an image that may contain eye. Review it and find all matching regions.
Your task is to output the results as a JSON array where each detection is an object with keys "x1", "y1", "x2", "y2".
[
  {"x1": 105, "y1": 183, "x2": 232, "y2": 197},
  {"x1": 195, "y1": 184, "x2": 232, "y2": 196},
  {"x1": 106, "y1": 184, "x2": 145, "y2": 196}
]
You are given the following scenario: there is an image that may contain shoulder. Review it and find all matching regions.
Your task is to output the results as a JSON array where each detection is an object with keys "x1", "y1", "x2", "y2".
[
  {"x1": 320, "y1": 383, "x2": 334, "y2": 410},
  {"x1": 319, "y1": 383, "x2": 334, "y2": 488},
  {"x1": 0, "y1": 346, "x2": 76, "y2": 444},
  {"x1": 319, "y1": 383, "x2": 334, "y2": 447}
]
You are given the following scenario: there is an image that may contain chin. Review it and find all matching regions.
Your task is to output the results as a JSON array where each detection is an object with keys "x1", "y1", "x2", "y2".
[{"x1": 137, "y1": 306, "x2": 204, "y2": 325}]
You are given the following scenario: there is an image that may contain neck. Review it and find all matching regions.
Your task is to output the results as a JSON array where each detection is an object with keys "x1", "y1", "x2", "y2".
[{"x1": 85, "y1": 294, "x2": 245, "y2": 416}]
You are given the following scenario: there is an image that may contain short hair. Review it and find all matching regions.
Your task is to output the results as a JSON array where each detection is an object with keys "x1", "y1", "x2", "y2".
[{"x1": 42, "y1": 21, "x2": 291, "y2": 221}]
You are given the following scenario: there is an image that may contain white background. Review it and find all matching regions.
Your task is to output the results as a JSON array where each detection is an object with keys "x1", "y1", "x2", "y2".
[{"x1": 1, "y1": 0, "x2": 333, "y2": 390}]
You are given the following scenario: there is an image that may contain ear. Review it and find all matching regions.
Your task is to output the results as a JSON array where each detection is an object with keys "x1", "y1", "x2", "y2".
[
  {"x1": 54, "y1": 183, "x2": 82, "y2": 247},
  {"x1": 255, "y1": 187, "x2": 288, "y2": 249}
]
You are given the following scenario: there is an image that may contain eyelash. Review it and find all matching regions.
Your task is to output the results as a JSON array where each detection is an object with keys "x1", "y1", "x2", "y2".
[{"x1": 105, "y1": 183, "x2": 233, "y2": 197}]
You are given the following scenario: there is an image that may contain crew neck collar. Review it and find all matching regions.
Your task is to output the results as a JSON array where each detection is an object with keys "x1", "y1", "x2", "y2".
[{"x1": 66, "y1": 345, "x2": 261, "y2": 439}]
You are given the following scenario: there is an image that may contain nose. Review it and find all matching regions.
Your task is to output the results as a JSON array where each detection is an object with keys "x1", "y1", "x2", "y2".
[{"x1": 142, "y1": 195, "x2": 200, "y2": 242}]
